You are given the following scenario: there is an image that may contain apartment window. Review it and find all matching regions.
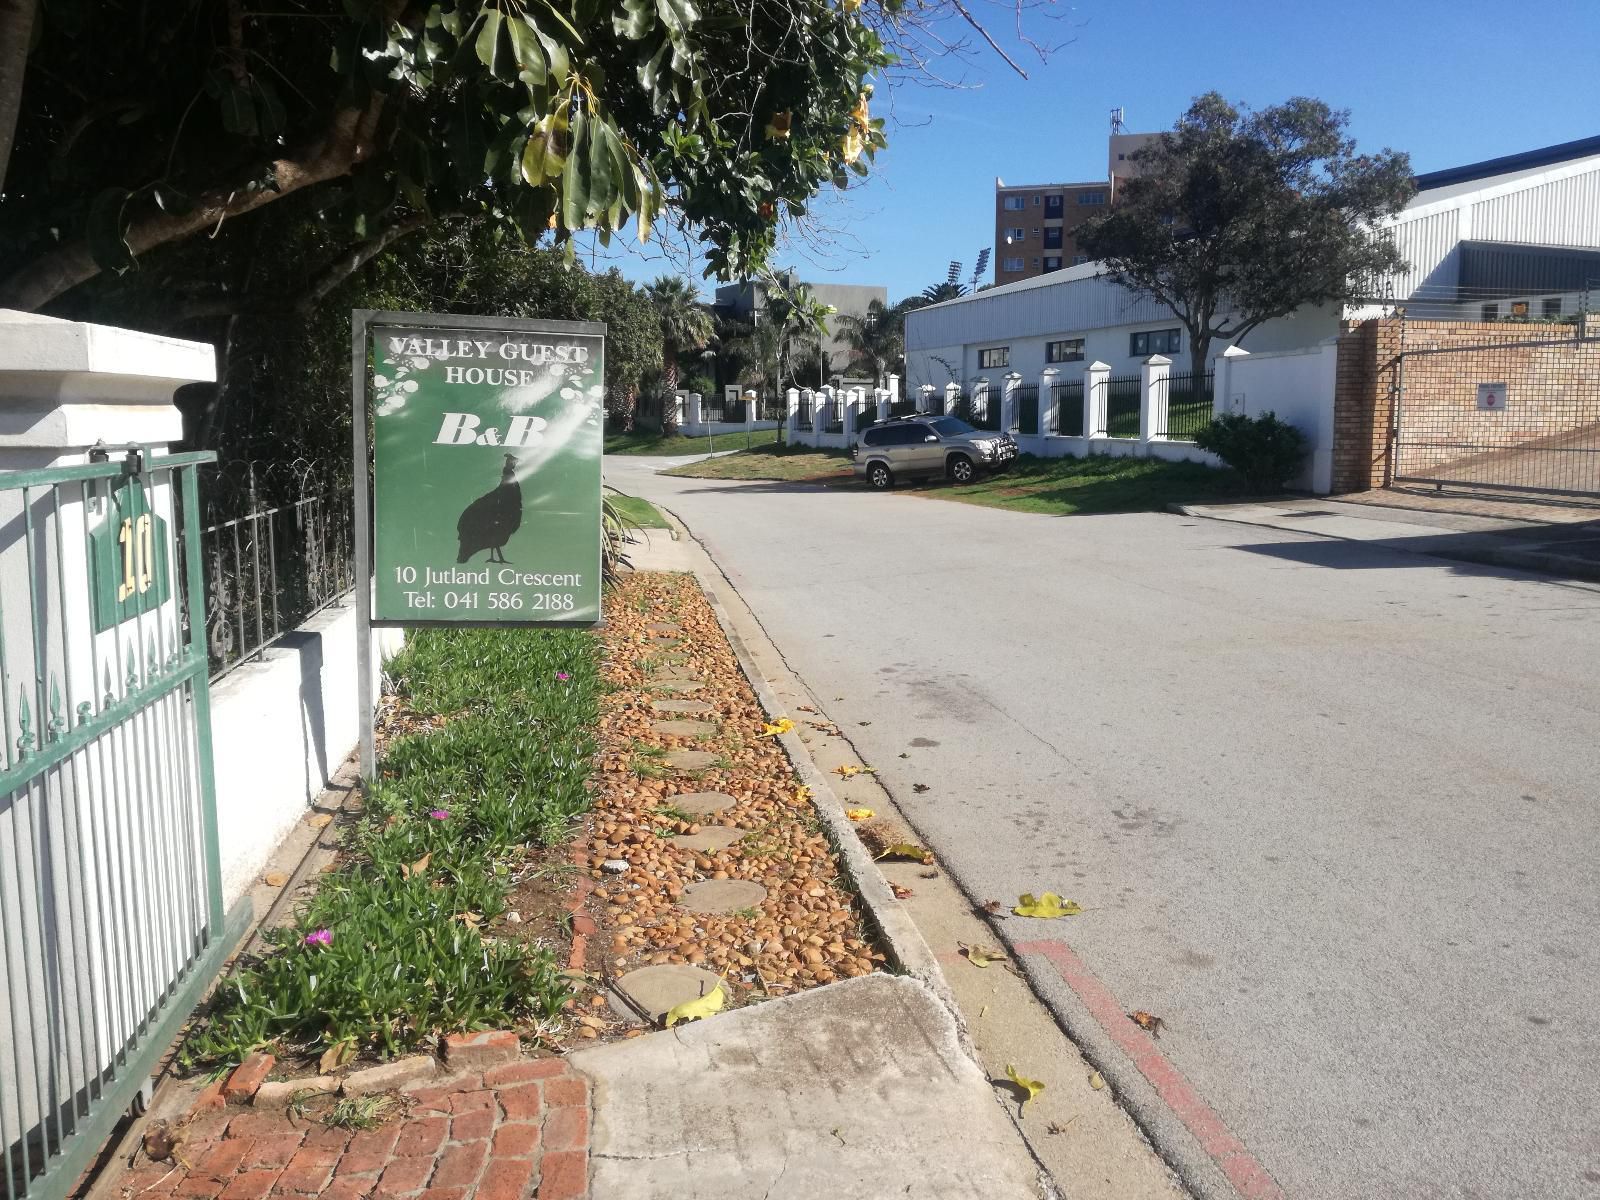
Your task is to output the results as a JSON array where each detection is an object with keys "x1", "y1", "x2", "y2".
[
  {"x1": 1078, "y1": 191, "x2": 1106, "y2": 205},
  {"x1": 1046, "y1": 338, "x2": 1085, "y2": 364},
  {"x1": 1004, "y1": 227, "x2": 1025, "y2": 242},
  {"x1": 978, "y1": 347, "x2": 1010, "y2": 369},
  {"x1": 1480, "y1": 303, "x2": 1499, "y2": 321},
  {"x1": 1071, "y1": 254, "x2": 1090, "y2": 266},
  {"x1": 1032, "y1": 228, "x2": 1040, "y2": 237},
  {"x1": 1031, "y1": 257, "x2": 1040, "y2": 267},
  {"x1": 1543, "y1": 297, "x2": 1563, "y2": 318},
  {"x1": 1043, "y1": 256, "x2": 1062, "y2": 272},
  {"x1": 1034, "y1": 195, "x2": 1041, "y2": 206},
  {"x1": 1130, "y1": 328, "x2": 1181, "y2": 356},
  {"x1": 1043, "y1": 228, "x2": 1063, "y2": 249},
  {"x1": 1002, "y1": 196, "x2": 1026, "y2": 211},
  {"x1": 1001, "y1": 256, "x2": 1024, "y2": 272},
  {"x1": 1045, "y1": 195, "x2": 1064, "y2": 217}
]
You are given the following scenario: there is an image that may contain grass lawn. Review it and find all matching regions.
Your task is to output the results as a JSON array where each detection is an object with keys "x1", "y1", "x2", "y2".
[
  {"x1": 605, "y1": 426, "x2": 781, "y2": 455},
  {"x1": 663, "y1": 443, "x2": 853, "y2": 482},
  {"x1": 609, "y1": 492, "x2": 672, "y2": 529},
  {"x1": 922, "y1": 453, "x2": 1250, "y2": 516}
]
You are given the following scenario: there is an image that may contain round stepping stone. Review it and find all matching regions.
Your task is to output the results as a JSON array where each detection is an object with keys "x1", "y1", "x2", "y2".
[
  {"x1": 652, "y1": 652, "x2": 691, "y2": 665},
  {"x1": 671, "y1": 825, "x2": 744, "y2": 852},
  {"x1": 649, "y1": 638, "x2": 685, "y2": 650},
  {"x1": 680, "y1": 878, "x2": 767, "y2": 914},
  {"x1": 653, "y1": 680, "x2": 703, "y2": 694},
  {"x1": 651, "y1": 699, "x2": 715, "y2": 716},
  {"x1": 651, "y1": 719, "x2": 717, "y2": 739},
  {"x1": 646, "y1": 622, "x2": 683, "y2": 635},
  {"x1": 650, "y1": 666, "x2": 699, "y2": 681},
  {"x1": 609, "y1": 964, "x2": 724, "y2": 1023},
  {"x1": 667, "y1": 791, "x2": 736, "y2": 816},
  {"x1": 664, "y1": 749, "x2": 718, "y2": 771}
]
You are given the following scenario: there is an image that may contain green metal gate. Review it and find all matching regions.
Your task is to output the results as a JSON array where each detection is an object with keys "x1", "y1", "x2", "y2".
[{"x1": 0, "y1": 447, "x2": 248, "y2": 1200}]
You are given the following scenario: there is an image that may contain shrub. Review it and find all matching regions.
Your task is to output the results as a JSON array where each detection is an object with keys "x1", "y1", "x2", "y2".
[{"x1": 1193, "y1": 411, "x2": 1307, "y2": 492}]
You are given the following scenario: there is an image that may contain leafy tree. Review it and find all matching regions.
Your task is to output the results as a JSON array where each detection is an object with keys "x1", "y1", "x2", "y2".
[
  {"x1": 833, "y1": 297, "x2": 906, "y2": 385},
  {"x1": 644, "y1": 275, "x2": 713, "y2": 394},
  {"x1": 1076, "y1": 93, "x2": 1415, "y2": 380},
  {"x1": 0, "y1": 0, "x2": 892, "y2": 312}
]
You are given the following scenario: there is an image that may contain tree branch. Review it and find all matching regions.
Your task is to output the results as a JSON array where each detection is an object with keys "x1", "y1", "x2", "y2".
[
  {"x1": 0, "y1": 0, "x2": 38, "y2": 196},
  {"x1": 945, "y1": 0, "x2": 1029, "y2": 79},
  {"x1": 292, "y1": 212, "x2": 427, "y2": 313},
  {"x1": 0, "y1": 94, "x2": 385, "y2": 311}
]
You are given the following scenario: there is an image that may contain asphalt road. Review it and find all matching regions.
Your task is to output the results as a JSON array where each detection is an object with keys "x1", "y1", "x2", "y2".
[{"x1": 606, "y1": 458, "x2": 1600, "y2": 1200}]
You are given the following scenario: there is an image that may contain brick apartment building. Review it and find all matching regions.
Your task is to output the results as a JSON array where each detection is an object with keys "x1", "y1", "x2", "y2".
[{"x1": 992, "y1": 130, "x2": 1156, "y2": 287}]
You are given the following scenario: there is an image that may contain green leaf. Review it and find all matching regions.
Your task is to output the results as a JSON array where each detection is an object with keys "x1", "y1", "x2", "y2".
[
  {"x1": 475, "y1": 9, "x2": 504, "y2": 72},
  {"x1": 219, "y1": 83, "x2": 257, "y2": 136},
  {"x1": 561, "y1": 108, "x2": 589, "y2": 229},
  {"x1": 613, "y1": 0, "x2": 653, "y2": 40},
  {"x1": 450, "y1": 104, "x2": 491, "y2": 194},
  {"x1": 506, "y1": 17, "x2": 544, "y2": 88},
  {"x1": 85, "y1": 188, "x2": 135, "y2": 273}
]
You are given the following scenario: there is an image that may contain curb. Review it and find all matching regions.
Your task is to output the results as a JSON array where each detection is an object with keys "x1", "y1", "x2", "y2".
[{"x1": 649, "y1": 504, "x2": 975, "y2": 1054}]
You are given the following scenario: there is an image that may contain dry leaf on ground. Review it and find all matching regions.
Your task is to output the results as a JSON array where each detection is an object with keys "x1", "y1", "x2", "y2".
[
  {"x1": 912, "y1": 783, "x2": 930, "y2": 793},
  {"x1": 319, "y1": 1038, "x2": 357, "y2": 1074},
  {"x1": 876, "y1": 843, "x2": 934, "y2": 865},
  {"x1": 960, "y1": 943, "x2": 1007, "y2": 969},
  {"x1": 845, "y1": 808, "x2": 875, "y2": 821},
  {"x1": 1128, "y1": 1010, "x2": 1166, "y2": 1038},
  {"x1": 401, "y1": 852, "x2": 431, "y2": 879},
  {"x1": 1088, "y1": 1071, "x2": 1106, "y2": 1091},
  {"x1": 890, "y1": 884, "x2": 914, "y2": 899},
  {"x1": 262, "y1": 871, "x2": 289, "y2": 887},
  {"x1": 1006, "y1": 1065, "x2": 1045, "y2": 1108},
  {"x1": 1012, "y1": 893, "x2": 1083, "y2": 918}
]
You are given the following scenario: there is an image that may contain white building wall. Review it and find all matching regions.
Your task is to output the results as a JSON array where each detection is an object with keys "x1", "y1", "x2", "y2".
[{"x1": 1221, "y1": 342, "x2": 1339, "y2": 493}]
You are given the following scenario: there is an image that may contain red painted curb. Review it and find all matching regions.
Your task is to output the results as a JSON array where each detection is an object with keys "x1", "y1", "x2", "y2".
[{"x1": 1013, "y1": 938, "x2": 1283, "y2": 1200}]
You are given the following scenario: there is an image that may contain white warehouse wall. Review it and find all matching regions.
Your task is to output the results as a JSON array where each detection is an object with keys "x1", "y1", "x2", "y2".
[
  {"x1": 212, "y1": 599, "x2": 404, "y2": 904},
  {"x1": 1221, "y1": 341, "x2": 1339, "y2": 493}
]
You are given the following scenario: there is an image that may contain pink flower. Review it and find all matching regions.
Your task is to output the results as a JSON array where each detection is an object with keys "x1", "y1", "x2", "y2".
[
  {"x1": 429, "y1": 809, "x2": 450, "y2": 820},
  {"x1": 304, "y1": 929, "x2": 332, "y2": 948},
  {"x1": 556, "y1": 671, "x2": 571, "y2": 682}
]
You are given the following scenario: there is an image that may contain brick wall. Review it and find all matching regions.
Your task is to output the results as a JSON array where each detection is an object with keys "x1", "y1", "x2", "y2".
[{"x1": 1331, "y1": 317, "x2": 1600, "y2": 492}]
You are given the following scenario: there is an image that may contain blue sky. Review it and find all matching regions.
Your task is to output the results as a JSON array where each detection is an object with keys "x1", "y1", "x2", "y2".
[{"x1": 581, "y1": 0, "x2": 1600, "y2": 302}]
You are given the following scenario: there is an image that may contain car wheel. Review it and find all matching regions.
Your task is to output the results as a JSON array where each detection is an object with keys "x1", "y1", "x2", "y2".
[
  {"x1": 948, "y1": 454, "x2": 975, "y2": 484},
  {"x1": 868, "y1": 462, "x2": 894, "y2": 490}
]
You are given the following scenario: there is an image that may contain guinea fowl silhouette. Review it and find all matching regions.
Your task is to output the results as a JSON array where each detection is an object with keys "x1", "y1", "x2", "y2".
[{"x1": 456, "y1": 454, "x2": 522, "y2": 564}]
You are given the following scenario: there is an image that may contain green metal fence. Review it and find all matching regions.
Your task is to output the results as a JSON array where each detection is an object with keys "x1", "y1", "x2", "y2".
[{"x1": 0, "y1": 448, "x2": 248, "y2": 1200}]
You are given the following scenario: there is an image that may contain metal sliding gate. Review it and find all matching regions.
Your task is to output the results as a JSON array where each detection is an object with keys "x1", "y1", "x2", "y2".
[
  {"x1": 1391, "y1": 322, "x2": 1600, "y2": 498},
  {"x1": 0, "y1": 448, "x2": 247, "y2": 1200}
]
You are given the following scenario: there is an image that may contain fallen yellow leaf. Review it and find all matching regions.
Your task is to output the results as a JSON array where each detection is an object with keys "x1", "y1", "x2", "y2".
[
  {"x1": 960, "y1": 943, "x2": 1006, "y2": 969},
  {"x1": 877, "y1": 843, "x2": 934, "y2": 865},
  {"x1": 845, "y1": 808, "x2": 875, "y2": 821},
  {"x1": 664, "y1": 981, "x2": 725, "y2": 1027},
  {"x1": 401, "y1": 852, "x2": 431, "y2": 879},
  {"x1": 1012, "y1": 893, "x2": 1083, "y2": 919},
  {"x1": 759, "y1": 718, "x2": 795, "y2": 738},
  {"x1": 1006, "y1": 1064, "x2": 1045, "y2": 1108},
  {"x1": 307, "y1": 813, "x2": 334, "y2": 829},
  {"x1": 796, "y1": 786, "x2": 812, "y2": 803},
  {"x1": 262, "y1": 871, "x2": 289, "y2": 888},
  {"x1": 319, "y1": 1037, "x2": 357, "y2": 1074},
  {"x1": 1088, "y1": 1071, "x2": 1106, "y2": 1091},
  {"x1": 834, "y1": 764, "x2": 875, "y2": 778}
]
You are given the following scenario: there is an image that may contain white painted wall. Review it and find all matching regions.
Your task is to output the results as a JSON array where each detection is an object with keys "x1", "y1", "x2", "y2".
[
  {"x1": 1220, "y1": 341, "x2": 1339, "y2": 493},
  {"x1": 212, "y1": 600, "x2": 404, "y2": 904}
]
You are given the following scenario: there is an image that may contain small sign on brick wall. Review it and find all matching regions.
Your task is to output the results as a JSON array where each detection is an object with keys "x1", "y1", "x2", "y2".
[{"x1": 1475, "y1": 382, "x2": 1508, "y2": 412}]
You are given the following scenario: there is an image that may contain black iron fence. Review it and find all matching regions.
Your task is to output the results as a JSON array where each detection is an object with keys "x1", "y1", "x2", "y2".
[
  {"x1": 1105, "y1": 374, "x2": 1142, "y2": 438},
  {"x1": 1165, "y1": 370, "x2": 1215, "y2": 440},
  {"x1": 891, "y1": 396, "x2": 918, "y2": 417},
  {"x1": 197, "y1": 460, "x2": 354, "y2": 680},
  {"x1": 1057, "y1": 379, "x2": 1085, "y2": 436},
  {"x1": 1016, "y1": 383, "x2": 1040, "y2": 435}
]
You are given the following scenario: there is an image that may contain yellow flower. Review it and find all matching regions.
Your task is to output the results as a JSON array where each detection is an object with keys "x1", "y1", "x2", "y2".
[
  {"x1": 841, "y1": 0, "x2": 862, "y2": 10},
  {"x1": 840, "y1": 92, "x2": 871, "y2": 164}
]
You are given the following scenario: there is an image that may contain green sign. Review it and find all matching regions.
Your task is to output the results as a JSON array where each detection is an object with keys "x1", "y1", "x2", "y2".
[
  {"x1": 366, "y1": 316, "x2": 605, "y2": 625},
  {"x1": 88, "y1": 477, "x2": 171, "y2": 633}
]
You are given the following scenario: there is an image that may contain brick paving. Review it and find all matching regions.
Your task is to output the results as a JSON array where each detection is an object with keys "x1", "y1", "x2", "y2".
[{"x1": 114, "y1": 1059, "x2": 590, "y2": 1200}]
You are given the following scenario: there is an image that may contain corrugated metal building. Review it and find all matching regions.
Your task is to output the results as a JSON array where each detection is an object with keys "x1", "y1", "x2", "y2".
[{"x1": 907, "y1": 135, "x2": 1600, "y2": 394}]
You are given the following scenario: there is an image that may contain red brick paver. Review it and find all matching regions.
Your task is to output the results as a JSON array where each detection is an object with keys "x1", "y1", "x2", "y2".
[{"x1": 112, "y1": 1056, "x2": 591, "y2": 1199}]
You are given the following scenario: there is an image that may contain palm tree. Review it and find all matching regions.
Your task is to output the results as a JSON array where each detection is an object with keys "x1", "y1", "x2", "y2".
[
  {"x1": 833, "y1": 298, "x2": 907, "y2": 387},
  {"x1": 920, "y1": 280, "x2": 967, "y2": 304},
  {"x1": 645, "y1": 275, "x2": 714, "y2": 394}
]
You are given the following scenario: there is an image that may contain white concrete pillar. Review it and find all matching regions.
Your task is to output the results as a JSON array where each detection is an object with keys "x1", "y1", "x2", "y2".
[
  {"x1": 1141, "y1": 354, "x2": 1171, "y2": 442},
  {"x1": 816, "y1": 386, "x2": 832, "y2": 432},
  {"x1": 1039, "y1": 369, "x2": 1060, "y2": 435},
  {"x1": 943, "y1": 381, "x2": 960, "y2": 416},
  {"x1": 887, "y1": 374, "x2": 901, "y2": 409},
  {"x1": 843, "y1": 387, "x2": 859, "y2": 437},
  {"x1": 1001, "y1": 372, "x2": 1023, "y2": 434},
  {"x1": 1085, "y1": 361, "x2": 1111, "y2": 440},
  {"x1": 1215, "y1": 345, "x2": 1249, "y2": 417},
  {"x1": 875, "y1": 388, "x2": 890, "y2": 423},
  {"x1": 786, "y1": 387, "x2": 801, "y2": 433},
  {"x1": 685, "y1": 391, "x2": 703, "y2": 428}
]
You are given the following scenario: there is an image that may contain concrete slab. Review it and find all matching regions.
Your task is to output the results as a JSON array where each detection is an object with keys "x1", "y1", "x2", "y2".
[
  {"x1": 651, "y1": 679, "x2": 703, "y2": 694},
  {"x1": 671, "y1": 826, "x2": 744, "y2": 852},
  {"x1": 679, "y1": 878, "x2": 767, "y2": 913},
  {"x1": 663, "y1": 749, "x2": 717, "y2": 770},
  {"x1": 667, "y1": 791, "x2": 736, "y2": 816},
  {"x1": 570, "y1": 974, "x2": 1046, "y2": 1199},
  {"x1": 646, "y1": 622, "x2": 684, "y2": 634},
  {"x1": 650, "y1": 699, "x2": 715, "y2": 716},
  {"x1": 608, "y1": 963, "x2": 724, "y2": 1022},
  {"x1": 650, "y1": 719, "x2": 717, "y2": 738}
]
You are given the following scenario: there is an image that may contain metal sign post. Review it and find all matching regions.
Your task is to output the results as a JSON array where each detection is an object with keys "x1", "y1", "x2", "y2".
[{"x1": 352, "y1": 310, "x2": 607, "y2": 778}]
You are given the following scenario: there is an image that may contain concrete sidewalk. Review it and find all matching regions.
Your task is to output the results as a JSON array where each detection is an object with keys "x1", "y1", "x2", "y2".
[
  {"x1": 1173, "y1": 497, "x2": 1600, "y2": 584},
  {"x1": 573, "y1": 974, "x2": 1049, "y2": 1199}
]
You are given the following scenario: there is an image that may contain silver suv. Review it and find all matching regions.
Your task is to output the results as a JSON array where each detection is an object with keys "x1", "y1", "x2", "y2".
[{"x1": 852, "y1": 415, "x2": 1018, "y2": 490}]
